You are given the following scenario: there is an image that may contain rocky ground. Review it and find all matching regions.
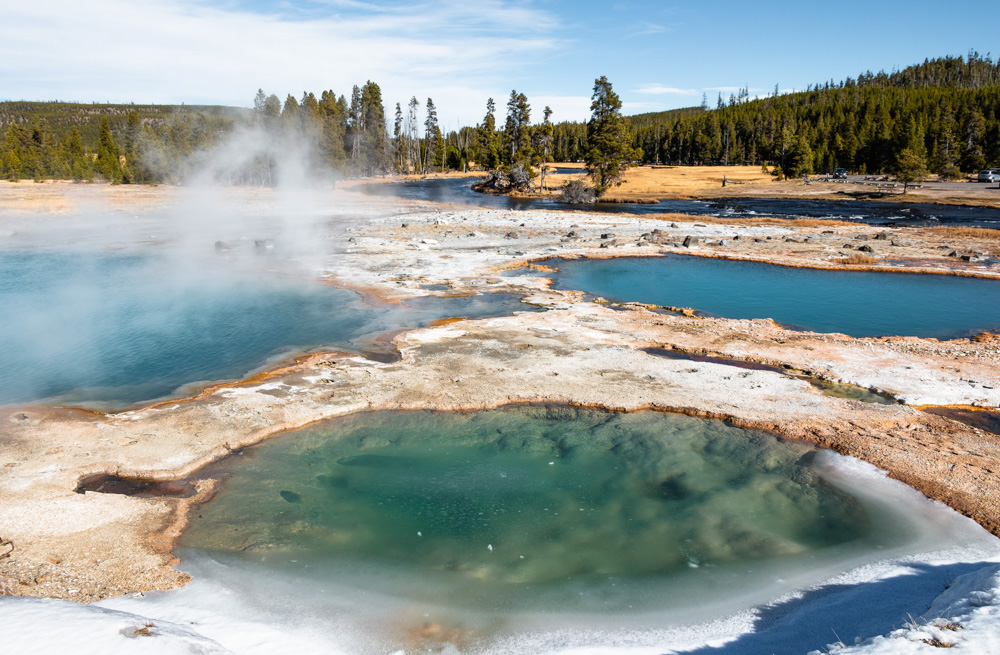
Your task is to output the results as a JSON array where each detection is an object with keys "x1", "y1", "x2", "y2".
[{"x1": 1, "y1": 188, "x2": 999, "y2": 606}]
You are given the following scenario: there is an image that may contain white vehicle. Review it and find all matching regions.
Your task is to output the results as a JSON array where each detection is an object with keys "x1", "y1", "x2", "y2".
[{"x1": 977, "y1": 168, "x2": 1000, "y2": 182}]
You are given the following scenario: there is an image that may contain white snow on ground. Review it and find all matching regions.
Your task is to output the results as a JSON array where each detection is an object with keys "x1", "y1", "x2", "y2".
[
  {"x1": 815, "y1": 564, "x2": 1000, "y2": 655},
  {"x1": 4, "y1": 559, "x2": 1000, "y2": 654},
  {"x1": 0, "y1": 596, "x2": 232, "y2": 654}
]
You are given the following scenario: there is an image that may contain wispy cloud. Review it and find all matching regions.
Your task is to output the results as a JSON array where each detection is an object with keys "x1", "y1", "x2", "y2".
[
  {"x1": 633, "y1": 21, "x2": 669, "y2": 35},
  {"x1": 0, "y1": 0, "x2": 565, "y2": 124},
  {"x1": 635, "y1": 84, "x2": 699, "y2": 96}
]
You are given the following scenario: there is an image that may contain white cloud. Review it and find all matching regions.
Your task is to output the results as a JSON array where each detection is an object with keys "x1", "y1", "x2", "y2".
[
  {"x1": 633, "y1": 21, "x2": 668, "y2": 35},
  {"x1": 634, "y1": 84, "x2": 699, "y2": 96},
  {"x1": 0, "y1": 0, "x2": 564, "y2": 126}
]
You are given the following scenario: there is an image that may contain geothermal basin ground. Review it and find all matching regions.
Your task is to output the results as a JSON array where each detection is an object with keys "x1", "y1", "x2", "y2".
[{"x1": 1, "y1": 181, "x2": 1000, "y2": 653}]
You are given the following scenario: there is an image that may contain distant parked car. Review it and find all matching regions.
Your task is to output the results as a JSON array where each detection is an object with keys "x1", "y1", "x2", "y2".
[
  {"x1": 977, "y1": 169, "x2": 1000, "y2": 182},
  {"x1": 833, "y1": 168, "x2": 848, "y2": 179}
]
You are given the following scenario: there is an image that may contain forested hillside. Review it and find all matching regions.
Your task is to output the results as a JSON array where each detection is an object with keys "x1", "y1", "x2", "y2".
[
  {"x1": 0, "y1": 102, "x2": 244, "y2": 183},
  {"x1": 626, "y1": 53, "x2": 1000, "y2": 177}
]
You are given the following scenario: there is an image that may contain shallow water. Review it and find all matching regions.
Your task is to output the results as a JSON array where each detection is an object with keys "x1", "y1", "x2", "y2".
[
  {"x1": 350, "y1": 177, "x2": 1000, "y2": 226},
  {"x1": 544, "y1": 254, "x2": 1000, "y2": 338},
  {"x1": 642, "y1": 348, "x2": 897, "y2": 404},
  {"x1": 0, "y1": 250, "x2": 532, "y2": 408},
  {"x1": 174, "y1": 407, "x2": 1000, "y2": 652}
]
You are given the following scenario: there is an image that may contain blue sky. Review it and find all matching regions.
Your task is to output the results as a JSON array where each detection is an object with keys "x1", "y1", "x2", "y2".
[{"x1": 1, "y1": 0, "x2": 994, "y2": 128}]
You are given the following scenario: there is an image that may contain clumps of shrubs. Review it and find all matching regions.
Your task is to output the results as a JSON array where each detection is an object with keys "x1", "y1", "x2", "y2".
[{"x1": 559, "y1": 179, "x2": 597, "y2": 204}]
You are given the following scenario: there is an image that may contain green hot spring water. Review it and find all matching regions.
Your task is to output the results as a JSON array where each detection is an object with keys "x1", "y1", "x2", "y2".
[
  {"x1": 152, "y1": 406, "x2": 1000, "y2": 652},
  {"x1": 172, "y1": 405, "x2": 998, "y2": 648}
]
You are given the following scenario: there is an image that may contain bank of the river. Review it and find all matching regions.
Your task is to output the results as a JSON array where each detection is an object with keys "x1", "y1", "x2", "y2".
[
  {"x1": 481, "y1": 164, "x2": 1000, "y2": 210},
  {"x1": 0, "y1": 192, "x2": 998, "y2": 608}
]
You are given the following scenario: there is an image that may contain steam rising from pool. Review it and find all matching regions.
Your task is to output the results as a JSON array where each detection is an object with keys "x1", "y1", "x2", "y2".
[
  {"x1": 0, "y1": 250, "x2": 531, "y2": 407},
  {"x1": 0, "y1": 126, "x2": 543, "y2": 408}
]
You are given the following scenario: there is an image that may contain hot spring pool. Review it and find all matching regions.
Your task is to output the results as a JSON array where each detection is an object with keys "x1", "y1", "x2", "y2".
[
  {"x1": 0, "y1": 249, "x2": 531, "y2": 408},
  {"x1": 542, "y1": 255, "x2": 1000, "y2": 338},
  {"x1": 142, "y1": 406, "x2": 1000, "y2": 653}
]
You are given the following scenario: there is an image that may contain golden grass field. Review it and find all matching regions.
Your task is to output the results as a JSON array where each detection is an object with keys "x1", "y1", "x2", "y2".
[{"x1": 531, "y1": 164, "x2": 1000, "y2": 208}]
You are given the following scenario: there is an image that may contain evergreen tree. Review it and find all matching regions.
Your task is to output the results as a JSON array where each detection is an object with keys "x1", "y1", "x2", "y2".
[
  {"x1": 895, "y1": 148, "x2": 929, "y2": 192},
  {"x1": 536, "y1": 106, "x2": 554, "y2": 189},
  {"x1": 263, "y1": 94, "x2": 281, "y2": 123},
  {"x1": 360, "y1": 81, "x2": 388, "y2": 175},
  {"x1": 253, "y1": 89, "x2": 268, "y2": 121},
  {"x1": 504, "y1": 90, "x2": 531, "y2": 162},
  {"x1": 786, "y1": 134, "x2": 814, "y2": 178},
  {"x1": 281, "y1": 94, "x2": 301, "y2": 135},
  {"x1": 478, "y1": 98, "x2": 501, "y2": 170},
  {"x1": 96, "y1": 117, "x2": 124, "y2": 183},
  {"x1": 67, "y1": 126, "x2": 91, "y2": 182},
  {"x1": 121, "y1": 111, "x2": 143, "y2": 183},
  {"x1": 393, "y1": 102, "x2": 404, "y2": 171},
  {"x1": 585, "y1": 76, "x2": 638, "y2": 193},
  {"x1": 348, "y1": 85, "x2": 363, "y2": 164},
  {"x1": 318, "y1": 90, "x2": 348, "y2": 170},
  {"x1": 423, "y1": 98, "x2": 440, "y2": 174},
  {"x1": 406, "y1": 97, "x2": 420, "y2": 173}
]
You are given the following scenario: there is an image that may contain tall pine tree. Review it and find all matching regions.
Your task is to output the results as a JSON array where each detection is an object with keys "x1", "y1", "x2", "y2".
[{"x1": 585, "y1": 76, "x2": 638, "y2": 193}]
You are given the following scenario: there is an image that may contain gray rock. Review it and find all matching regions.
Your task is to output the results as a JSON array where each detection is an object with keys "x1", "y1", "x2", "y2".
[{"x1": 683, "y1": 235, "x2": 701, "y2": 247}]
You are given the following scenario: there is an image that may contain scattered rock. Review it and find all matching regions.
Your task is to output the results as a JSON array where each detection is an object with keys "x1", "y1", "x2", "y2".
[
  {"x1": 683, "y1": 235, "x2": 701, "y2": 247},
  {"x1": 858, "y1": 245, "x2": 876, "y2": 253},
  {"x1": 874, "y1": 232, "x2": 889, "y2": 240},
  {"x1": 505, "y1": 231, "x2": 519, "y2": 239}
]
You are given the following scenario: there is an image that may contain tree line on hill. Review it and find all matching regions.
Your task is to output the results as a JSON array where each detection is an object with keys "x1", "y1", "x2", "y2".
[
  {"x1": 625, "y1": 52, "x2": 1000, "y2": 179},
  {"x1": 2, "y1": 53, "x2": 998, "y2": 188}
]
